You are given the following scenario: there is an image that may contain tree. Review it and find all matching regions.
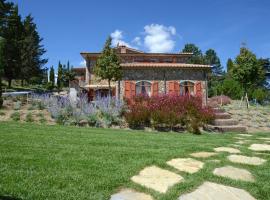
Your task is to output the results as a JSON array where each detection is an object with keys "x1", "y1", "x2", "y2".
[
  {"x1": 231, "y1": 47, "x2": 265, "y2": 94},
  {"x1": 182, "y1": 44, "x2": 205, "y2": 64},
  {"x1": 20, "y1": 15, "x2": 47, "y2": 85},
  {"x1": 205, "y1": 49, "x2": 223, "y2": 75},
  {"x1": 94, "y1": 36, "x2": 122, "y2": 96},
  {"x1": 2, "y1": 5, "x2": 23, "y2": 88},
  {"x1": 226, "y1": 58, "x2": 234, "y2": 73},
  {"x1": 63, "y1": 61, "x2": 75, "y2": 87},
  {"x1": 57, "y1": 61, "x2": 63, "y2": 92},
  {"x1": 49, "y1": 66, "x2": 55, "y2": 86},
  {"x1": 0, "y1": 37, "x2": 5, "y2": 108},
  {"x1": 0, "y1": 0, "x2": 13, "y2": 34}
]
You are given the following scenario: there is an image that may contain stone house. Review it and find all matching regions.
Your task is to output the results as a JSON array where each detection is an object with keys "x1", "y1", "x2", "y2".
[{"x1": 78, "y1": 45, "x2": 211, "y2": 104}]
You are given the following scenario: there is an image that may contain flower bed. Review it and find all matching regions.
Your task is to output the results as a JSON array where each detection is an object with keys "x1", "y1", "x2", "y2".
[
  {"x1": 125, "y1": 94, "x2": 214, "y2": 134},
  {"x1": 32, "y1": 94, "x2": 125, "y2": 127}
]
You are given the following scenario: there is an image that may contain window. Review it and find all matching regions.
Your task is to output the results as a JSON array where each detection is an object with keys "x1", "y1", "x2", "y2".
[
  {"x1": 180, "y1": 81, "x2": 195, "y2": 96},
  {"x1": 136, "y1": 81, "x2": 151, "y2": 96}
]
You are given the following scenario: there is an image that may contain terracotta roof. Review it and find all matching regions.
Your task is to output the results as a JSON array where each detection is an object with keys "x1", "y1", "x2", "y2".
[{"x1": 120, "y1": 62, "x2": 211, "y2": 69}]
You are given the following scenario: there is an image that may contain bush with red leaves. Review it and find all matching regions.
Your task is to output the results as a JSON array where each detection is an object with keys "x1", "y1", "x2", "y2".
[{"x1": 124, "y1": 94, "x2": 214, "y2": 134}]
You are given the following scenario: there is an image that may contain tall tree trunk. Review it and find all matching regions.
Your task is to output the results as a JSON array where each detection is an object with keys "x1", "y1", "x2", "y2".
[
  {"x1": 8, "y1": 79, "x2": 11, "y2": 88},
  {"x1": 108, "y1": 79, "x2": 111, "y2": 97},
  {"x1": 0, "y1": 76, "x2": 3, "y2": 108}
]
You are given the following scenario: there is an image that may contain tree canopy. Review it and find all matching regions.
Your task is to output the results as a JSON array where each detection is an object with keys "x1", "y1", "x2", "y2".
[
  {"x1": 94, "y1": 37, "x2": 122, "y2": 95},
  {"x1": 231, "y1": 47, "x2": 265, "y2": 92}
]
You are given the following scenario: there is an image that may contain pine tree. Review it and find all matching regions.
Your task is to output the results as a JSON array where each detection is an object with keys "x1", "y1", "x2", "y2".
[
  {"x1": 182, "y1": 44, "x2": 205, "y2": 64},
  {"x1": 49, "y1": 66, "x2": 55, "y2": 86},
  {"x1": 205, "y1": 49, "x2": 223, "y2": 75},
  {"x1": 94, "y1": 36, "x2": 122, "y2": 96},
  {"x1": 57, "y1": 61, "x2": 63, "y2": 92},
  {"x1": 2, "y1": 5, "x2": 23, "y2": 87},
  {"x1": 0, "y1": 37, "x2": 5, "y2": 108},
  {"x1": 20, "y1": 15, "x2": 47, "y2": 85}
]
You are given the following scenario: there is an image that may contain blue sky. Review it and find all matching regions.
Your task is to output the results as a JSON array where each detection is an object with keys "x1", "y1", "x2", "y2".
[{"x1": 13, "y1": 0, "x2": 270, "y2": 69}]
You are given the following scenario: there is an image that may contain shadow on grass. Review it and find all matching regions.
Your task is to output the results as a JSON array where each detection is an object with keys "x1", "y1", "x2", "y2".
[{"x1": 0, "y1": 196, "x2": 22, "y2": 200}]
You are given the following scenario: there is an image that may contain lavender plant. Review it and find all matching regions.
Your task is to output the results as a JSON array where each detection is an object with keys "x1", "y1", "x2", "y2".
[{"x1": 31, "y1": 93, "x2": 124, "y2": 127}]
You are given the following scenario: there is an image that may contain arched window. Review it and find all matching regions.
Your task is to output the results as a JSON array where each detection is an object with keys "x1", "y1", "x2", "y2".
[
  {"x1": 180, "y1": 81, "x2": 195, "y2": 96},
  {"x1": 136, "y1": 81, "x2": 151, "y2": 96}
]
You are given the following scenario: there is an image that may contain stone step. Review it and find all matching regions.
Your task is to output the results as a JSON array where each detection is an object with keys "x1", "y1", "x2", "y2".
[
  {"x1": 215, "y1": 113, "x2": 231, "y2": 119},
  {"x1": 205, "y1": 125, "x2": 247, "y2": 133},
  {"x1": 212, "y1": 107, "x2": 225, "y2": 113},
  {"x1": 211, "y1": 119, "x2": 238, "y2": 126}
]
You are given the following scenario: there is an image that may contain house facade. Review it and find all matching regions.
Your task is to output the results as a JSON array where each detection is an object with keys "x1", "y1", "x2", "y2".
[{"x1": 79, "y1": 45, "x2": 211, "y2": 104}]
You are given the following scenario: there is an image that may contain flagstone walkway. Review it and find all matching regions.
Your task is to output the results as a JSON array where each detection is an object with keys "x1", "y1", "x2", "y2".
[{"x1": 110, "y1": 135, "x2": 269, "y2": 200}]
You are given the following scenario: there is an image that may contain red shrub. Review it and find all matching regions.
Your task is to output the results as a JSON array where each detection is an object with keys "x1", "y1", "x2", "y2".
[{"x1": 124, "y1": 94, "x2": 214, "y2": 134}]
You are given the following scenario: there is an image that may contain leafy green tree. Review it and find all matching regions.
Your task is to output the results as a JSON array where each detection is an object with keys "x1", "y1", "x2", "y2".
[
  {"x1": 20, "y1": 15, "x2": 47, "y2": 85},
  {"x1": 231, "y1": 47, "x2": 265, "y2": 94},
  {"x1": 0, "y1": 37, "x2": 5, "y2": 107},
  {"x1": 57, "y1": 61, "x2": 63, "y2": 92},
  {"x1": 226, "y1": 58, "x2": 234, "y2": 73},
  {"x1": 94, "y1": 36, "x2": 122, "y2": 95},
  {"x1": 205, "y1": 49, "x2": 223, "y2": 75},
  {"x1": 2, "y1": 5, "x2": 23, "y2": 88},
  {"x1": 49, "y1": 66, "x2": 55, "y2": 86},
  {"x1": 182, "y1": 44, "x2": 205, "y2": 64},
  {"x1": 252, "y1": 88, "x2": 268, "y2": 104}
]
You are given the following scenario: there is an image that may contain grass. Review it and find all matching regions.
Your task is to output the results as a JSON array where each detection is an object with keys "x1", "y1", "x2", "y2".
[{"x1": 0, "y1": 122, "x2": 269, "y2": 200}]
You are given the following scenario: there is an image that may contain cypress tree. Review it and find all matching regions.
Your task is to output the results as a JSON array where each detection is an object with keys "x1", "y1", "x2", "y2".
[
  {"x1": 49, "y1": 66, "x2": 55, "y2": 86},
  {"x1": 57, "y1": 61, "x2": 63, "y2": 92}
]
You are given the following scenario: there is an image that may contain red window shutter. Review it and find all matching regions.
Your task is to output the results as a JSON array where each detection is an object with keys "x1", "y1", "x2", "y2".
[
  {"x1": 195, "y1": 82, "x2": 202, "y2": 96},
  {"x1": 124, "y1": 81, "x2": 136, "y2": 99},
  {"x1": 168, "y1": 81, "x2": 179, "y2": 94},
  {"x1": 130, "y1": 81, "x2": 136, "y2": 97},
  {"x1": 174, "y1": 82, "x2": 180, "y2": 94},
  {"x1": 168, "y1": 82, "x2": 175, "y2": 94},
  {"x1": 124, "y1": 81, "x2": 131, "y2": 99},
  {"x1": 151, "y1": 82, "x2": 159, "y2": 96}
]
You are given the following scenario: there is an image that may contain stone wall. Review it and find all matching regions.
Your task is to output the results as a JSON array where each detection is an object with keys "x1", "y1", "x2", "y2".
[{"x1": 117, "y1": 68, "x2": 208, "y2": 104}]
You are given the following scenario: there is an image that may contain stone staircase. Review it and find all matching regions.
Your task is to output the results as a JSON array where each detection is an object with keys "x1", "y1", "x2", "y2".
[{"x1": 205, "y1": 108, "x2": 247, "y2": 133}]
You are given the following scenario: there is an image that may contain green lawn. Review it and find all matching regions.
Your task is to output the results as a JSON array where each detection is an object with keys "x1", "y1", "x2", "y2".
[{"x1": 0, "y1": 122, "x2": 269, "y2": 200}]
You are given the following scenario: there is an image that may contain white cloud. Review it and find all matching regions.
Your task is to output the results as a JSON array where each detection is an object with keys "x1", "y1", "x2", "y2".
[
  {"x1": 109, "y1": 24, "x2": 177, "y2": 53},
  {"x1": 110, "y1": 30, "x2": 131, "y2": 47},
  {"x1": 143, "y1": 24, "x2": 176, "y2": 53},
  {"x1": 132, "y1": 36, "x2": 142, "y2": 46},
  {"x1": 79, "y1": 60, "x2": 86, "y2": 66}
]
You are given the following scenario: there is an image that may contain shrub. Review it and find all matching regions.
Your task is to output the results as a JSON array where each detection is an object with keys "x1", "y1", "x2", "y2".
[
  {"x1": 32, "y1": 94, "x2": 124, "y2": 127},
  {"x1": 10, "y1": 111, "x2": 20, "y2": 121},
  {"x1": 37, "y1": 113, "x2": 46, "y2": 124},
  {"x1": 0, "y1": 111, "x2": 5, "y2": 116},
  {"x1": 252, "y1": 88, "x2": 268, "y2": 104},
  {"x1": 25, "y1": 112, "x2": 34, "y2": 122},
  {"x1": 124, "y1": 94, "x2": 214, "y2": 134},
  {"x1": 13, "y1": 101, "x2": 22, "y2": 110}
]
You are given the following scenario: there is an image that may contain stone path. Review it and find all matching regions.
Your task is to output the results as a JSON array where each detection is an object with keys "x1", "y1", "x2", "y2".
[
  {"x1": 110, "y1": 189, "x2": 153, "y2": 200},
  {"x1": 190, "y1": 152, "x2": 217, "y2": 158},
  {"x1": 213, "y1": 166, "x2": 254, "y2": 182},
  {"x1": 131, "y1": 166, "x2": 183, "y2": 193},
  {"x1": 238, "y1": 134, "x2": 252, "y2": 137},
  {"x1": 111, "y1": 135, "x2": 270, "y2": 200},
  {"x1": 228, "y1": 154, "x2": 266, "y2": 165},
  {"x1": 178, "y1": 182, "x2": 256, "y2": 200},
  {"x1": 167, "y1": 158, "x2": 204, "y2": 174},
  {"x1": 214, "y1": 147, "x2": 240, "y2": 153},
  {"x1": 249, "y1": 144, "x2": 270, "y2": 151}
]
